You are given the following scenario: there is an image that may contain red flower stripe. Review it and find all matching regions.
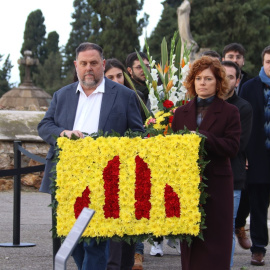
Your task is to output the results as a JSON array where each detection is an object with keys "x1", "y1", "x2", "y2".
[
  {"x1": 135, "y1": 156, "x2": 151, "y2": 219},
  {"x1": 74, "y1": 186, "x2": 91, "y2": 219},
  {"x1": 103, "y1": 156, "x2": 120, "y2": 218},
  {"x1": 164, "y1": 184, "x2": 181, "y2": 218}
]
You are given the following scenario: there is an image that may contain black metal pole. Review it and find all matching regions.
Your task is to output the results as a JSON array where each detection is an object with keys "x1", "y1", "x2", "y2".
[
  {"x1": 0, "y1": 141, "x2": 35, "y2": 247},
  {"x1": 13, "y1": 141, "x2": 21, "y2": 245}
]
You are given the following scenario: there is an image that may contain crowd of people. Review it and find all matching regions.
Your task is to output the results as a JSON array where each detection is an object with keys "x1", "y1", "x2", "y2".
[{"x1": 37, "y1": 41, "x2": 270, "y2": 270}]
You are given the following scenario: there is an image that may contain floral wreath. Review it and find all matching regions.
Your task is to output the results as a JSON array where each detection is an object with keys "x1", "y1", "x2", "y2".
[
  {"x1": 51, "y1": 33, "x2": 209, "y2": 245},
  {"x1": 51, "y1": 128, "x2": 208, "y2": 245}
]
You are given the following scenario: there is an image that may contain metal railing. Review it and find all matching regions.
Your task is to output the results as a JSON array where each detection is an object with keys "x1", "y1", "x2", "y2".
[{"x1": 0, "y1": 140, "x2": 45, "y2": 247}]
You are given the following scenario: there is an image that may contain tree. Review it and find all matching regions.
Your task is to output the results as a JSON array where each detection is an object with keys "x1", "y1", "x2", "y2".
[
  {"x1": 34, "y1": 52, "x2": 63, "y2": 95},
  {"x1": 20, "y1": 9, "x2": 46, "y2": 83},
  {"x1": 46, "y1": 31, "x2": 60, "y2": 54},
  {"x1": 147, "y1": 1, "x2": 178, "y2": 62},
  {"x1": 63, "y1": 0, "x2": 148, "y2": 83},
  {"x1": 90, "y1": 0, "x2": 148, "y2": 62},
  {"x1": 63, "y1": 0, "x2": 101, "y2": 82},
  {"x1": 34, "y1": 31, "x2": 63, "y2": 94},
  {"x1": 0, "y1": 54, "x2": 13, "y2": 97},
  {"x1": 190, "y1": 0, "x2": 270, "y2": 76}
]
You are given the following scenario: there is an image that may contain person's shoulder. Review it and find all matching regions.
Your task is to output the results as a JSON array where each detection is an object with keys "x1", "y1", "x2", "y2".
[
  {"x1": 242, "y1": 76, "x2": 261, "y2": 88},
  {"x1": 234, "y1": 95, "x2": 253, "y2": 112},
  {"x1": 105, "y1": 78, "x2": 135, "y2": 96},
  {"x1": 241, "y1": 70, "x2": 251, "y2": 80},
  {"x1": 219, "y1": 97, "x2": 239, "y2": 112}
]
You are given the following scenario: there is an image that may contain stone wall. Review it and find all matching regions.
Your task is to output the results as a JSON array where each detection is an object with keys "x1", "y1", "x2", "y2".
[
  {"x1": 0, "y1": 141, "x2": 49, "y2": 191},
  {"x1": 0, "y1": 110, "x2": 49, "y2": 191}
]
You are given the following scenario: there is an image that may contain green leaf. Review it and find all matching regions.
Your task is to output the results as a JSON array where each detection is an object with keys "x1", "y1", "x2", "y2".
[
  {"x1": 135, "y1": 49, "x2": 152, "y2": 84},
  {"x1": 161, "y1": 37, "x2": 168, "y2": 71},
  {"x1": 175, "y1": 36, "x2": 182, "y2": 78},
  {"x1": 124, "y1": 72, "x2": 152, "y2": 119},
  {"x1": 70, "y1": 133, "x2": 81, "y2": 140},
  {"x1": 169, "y1": 31, "x2": 178, "y2": 65}
]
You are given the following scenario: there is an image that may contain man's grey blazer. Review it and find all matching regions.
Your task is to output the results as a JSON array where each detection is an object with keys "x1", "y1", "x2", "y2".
[{"x1": 38, "y1": 77, "x2": 144, "y2": 193}]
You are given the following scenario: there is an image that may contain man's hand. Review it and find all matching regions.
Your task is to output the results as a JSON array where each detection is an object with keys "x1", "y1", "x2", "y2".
[{"x1": 60, "y1": 130, "x2": 84, "y2": 138}]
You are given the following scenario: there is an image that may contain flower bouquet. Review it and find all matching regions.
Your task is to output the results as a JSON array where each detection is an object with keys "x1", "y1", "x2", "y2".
[{"x1": 129, "y1": 31, "x2": 192, "y2": 135}]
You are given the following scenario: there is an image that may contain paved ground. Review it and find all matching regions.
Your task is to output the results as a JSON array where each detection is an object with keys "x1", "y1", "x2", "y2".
[{"x1": 0, "y1": 190, "x2": 269, "y2": 270}]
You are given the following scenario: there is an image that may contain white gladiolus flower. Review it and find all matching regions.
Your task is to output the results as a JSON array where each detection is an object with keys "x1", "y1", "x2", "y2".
[
  {"x1": 171, "y1": 65, "x2": 178, "y2": 75},
  {"x1": 169, "y1": 94, "x2": 179, "y2": 105},
  {"x1": 172, "y1": 75, "x2": 178, "y2": 85},
  {"x1": 149, "y1": 87, "x2": 155, "y2": 97},
  {"x1": 170, "y1": 86, "x2": 177, "y2": 93},
  {"x1": 150, "y1": 69, "x2": 158, "y2": 81},
  {"x1": 157, "y1": 85, "x2": 163, "y2": 94},
  {"x1": 151, "y1": 106, "x2": 159, "y2": 114},
  {"x1": 178, "y1": 92, "x2": 186, "y2": 101},
  {"x1": 180, "y1": 85, "x2": 187, "y2": 93},
  {"x1": 150, "y1": 96, "x2": 158, "y2": 106},
  {"x1": 181, "y1": 63, "x2": 190, "y2": 78}
]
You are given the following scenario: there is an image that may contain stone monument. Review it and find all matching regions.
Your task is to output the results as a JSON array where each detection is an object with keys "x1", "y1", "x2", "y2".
[
  {"x1": 0, "y1": 51, "x2": 51, "y2": 190},
  {"x1": 177, "y1": 0, "x2": 199, "y2": 62},
  {"x1": 0, "y1": 50, "x2": 51, "y2": 110}
]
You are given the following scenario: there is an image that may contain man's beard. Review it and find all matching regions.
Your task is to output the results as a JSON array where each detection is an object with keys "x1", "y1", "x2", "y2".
[
  {"x1": 80, "y1": 78, "x2": 99, "y2": 88},
  {"x1": 132, "y1": 73, "x2": 146, "y2": 85},
  {"x1": 79, "y1": 72, "x2": 100, "y2": 89},
  {"x1": 226, "y1": 86, "x2": 235, "y2": 98}
]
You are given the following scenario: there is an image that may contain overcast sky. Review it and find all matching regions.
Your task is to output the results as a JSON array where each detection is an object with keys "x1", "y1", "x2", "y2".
[{"x1": 0, "y1": 0, "x2": 163, "y2": 85}]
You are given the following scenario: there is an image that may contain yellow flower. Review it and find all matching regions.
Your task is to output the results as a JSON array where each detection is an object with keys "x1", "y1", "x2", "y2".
[{"x1": 55, "y1": 135, "x2": 202, "y2": 238}]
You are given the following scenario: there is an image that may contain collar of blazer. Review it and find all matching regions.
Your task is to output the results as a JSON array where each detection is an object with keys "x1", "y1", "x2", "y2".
[
  {"x1": 98, "y1": 78, "x2": 118, "y2": 131},
  {"x1": 183, "y1": 96, "x2": 223, "y2": 131}
]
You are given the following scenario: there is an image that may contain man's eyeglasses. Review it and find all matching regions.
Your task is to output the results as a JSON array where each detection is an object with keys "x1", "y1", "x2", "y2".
[{"x1": 132, "y1": 65, "x2": 151, "y2": 71}]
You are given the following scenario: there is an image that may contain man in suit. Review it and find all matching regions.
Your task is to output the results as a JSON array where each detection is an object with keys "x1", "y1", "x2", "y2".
[
  {"x1": 222, "y1": 60, "x2": 253, "y2": 268},
  {"x1": 222, "y1": 42, "x2": 252, "y2": 250},
  {"x1": 240, "y1": 45, "x2": 270, "y2": 266},
  {"x1": 38, "y1": 42, "x2": 144, "y2": 270}
]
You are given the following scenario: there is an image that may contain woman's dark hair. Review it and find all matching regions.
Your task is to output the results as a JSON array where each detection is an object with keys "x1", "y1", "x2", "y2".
[
  {"x1": 185, "y1": 56, "x2": 229, "y2": 99},
  {"x1": 105, "y1": 58, "x2": 132, "y2": 88}
]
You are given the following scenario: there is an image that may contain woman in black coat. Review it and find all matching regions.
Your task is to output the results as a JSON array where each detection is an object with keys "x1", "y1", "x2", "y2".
[{"x1": 172, "y1": 56, "x2": 241, "y2": 270}]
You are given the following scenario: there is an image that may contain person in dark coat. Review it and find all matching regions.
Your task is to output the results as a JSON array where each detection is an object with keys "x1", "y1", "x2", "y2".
[
  {"x1": 239, "y1": 45, "x2": 270, "y2": 266},
  {"x1": 222, "y1": 43, "x2": 253, "y2": 252},
  {"x1": 172, "y1": 56, "x2": 241, "y2": 270},
  {"x1": 222, "y1": 60, "x2": 253, "y2": 267}
]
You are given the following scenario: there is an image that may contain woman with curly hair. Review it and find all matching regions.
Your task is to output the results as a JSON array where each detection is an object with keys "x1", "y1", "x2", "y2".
[{"x1": 172, "y1": 56, "x2": 241, "y2": 270}]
